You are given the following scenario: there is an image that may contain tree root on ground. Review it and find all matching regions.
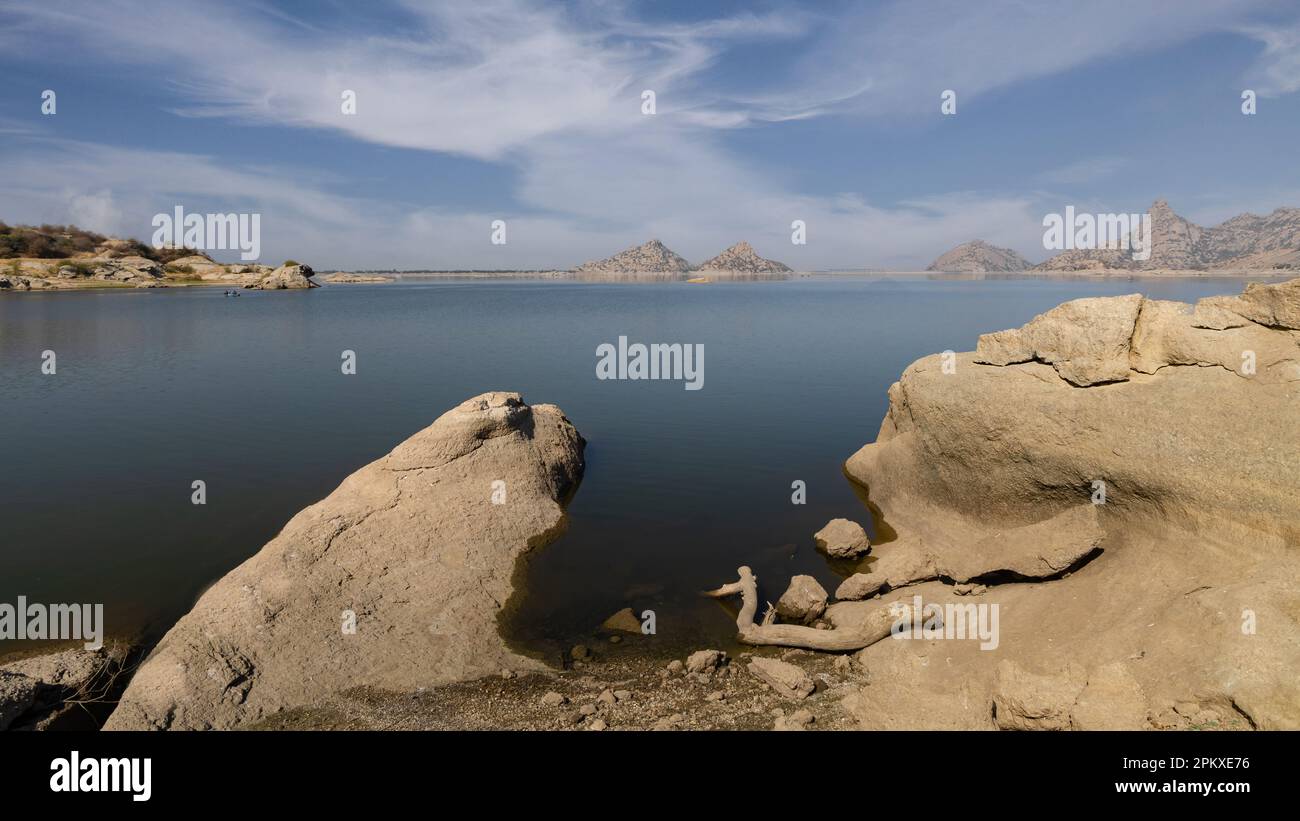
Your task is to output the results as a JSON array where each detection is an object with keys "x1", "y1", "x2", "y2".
[{"x1": 703, "y1": 566, "x2": 921, "y2": 652}]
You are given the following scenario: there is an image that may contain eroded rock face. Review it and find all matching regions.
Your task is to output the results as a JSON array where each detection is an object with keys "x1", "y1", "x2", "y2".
[
  {"x1": 843, "y1": 278, "x2": 1300, "y2": 730},
  {"x1": 992, "y1": 660, "x2": 1086, "y2": 730},
  {"x1": 834, "y1": 506, "x2": 1103, "y2": 600},
  {"x1": 1197, "y1": 277, "x2": 1300, "y2": 331},
  {"x1": 105, "y1": 392, "x2": 584, "y2": 730},
  {"x1": 974, "y1": 294, "x2": 1144, "y2": 386}
]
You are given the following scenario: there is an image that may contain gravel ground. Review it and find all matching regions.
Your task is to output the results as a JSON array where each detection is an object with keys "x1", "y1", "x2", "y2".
[{"x1": 250, "y1": 643, "x2": 865, "y2": 731}]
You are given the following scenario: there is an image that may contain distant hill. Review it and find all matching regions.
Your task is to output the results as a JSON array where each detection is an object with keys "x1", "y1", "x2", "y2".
[
  {"x1": 927, "y1": 240, "x2": 1030, "y2": 273},
  {"x1": 0, "y1": 223, "x2": 195, "y2": 264},
  {"x1": 574, "y1": 239, "x2": 691, "y2": 274},
  {"x1": 1037, "y1": 199, "x2": 1300, "y2": 271},
  {"x1": 695, "y1": 241, "x2": 791, "y2": 273}
]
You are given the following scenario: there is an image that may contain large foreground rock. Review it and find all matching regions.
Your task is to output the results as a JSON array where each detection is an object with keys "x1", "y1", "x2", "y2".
[
  {"x1": 106, "y1": 392, "x2": 584, "y2": 730},
  {"x1": 842, "y1": 279, "x2": 1300, "y2": 729}
]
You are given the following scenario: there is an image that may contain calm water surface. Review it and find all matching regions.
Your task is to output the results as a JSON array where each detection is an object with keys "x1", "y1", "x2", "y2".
[{"x1": 0, "y1": 276, "x2": 1262, "y2": 661}]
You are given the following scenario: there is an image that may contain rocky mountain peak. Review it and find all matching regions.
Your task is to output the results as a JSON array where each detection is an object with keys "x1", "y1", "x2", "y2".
[
  {"x1": 926, "y1": 239, "x2": 1030, "y2": 273},
  {"x1": 696, "y1": 241, "x2": 791, "y2": 273},
  {"x1": 575, "y1": 239, "x2": 691, "y2": 273}
]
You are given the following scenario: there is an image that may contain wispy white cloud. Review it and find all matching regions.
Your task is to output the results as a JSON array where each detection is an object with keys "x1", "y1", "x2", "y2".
[
  {"x1": 1034, "y1": 157, "x2": 1128, "y2": 186},
  {"x1": 757, "y1": 0, "x2": 1276, "y2": 119},
  {"x1": 1, "y1": 0, "x2": 1294, "y2": 268},
  {"x1": 1240, "y1": 23, "x2": 1300, "y2": 95},
  {"x1": 0, "y1": 133, "x2": 1046, "y2": 269}
]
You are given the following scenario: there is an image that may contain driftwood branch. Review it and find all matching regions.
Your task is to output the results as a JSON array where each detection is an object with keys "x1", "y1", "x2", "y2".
[{"x1": 704, "y1": 565, "x2": 922, "y2": 652}]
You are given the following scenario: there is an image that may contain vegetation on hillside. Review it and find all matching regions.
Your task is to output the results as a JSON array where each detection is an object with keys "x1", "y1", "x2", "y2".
[{"x1": 0, "y1": 222, "x2": 200, "y2": 263}]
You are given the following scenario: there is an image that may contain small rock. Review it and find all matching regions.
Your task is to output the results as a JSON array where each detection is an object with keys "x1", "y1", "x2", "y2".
[
  {"x1": 652, "y1": 714, "x2": 685, "y2": 731},
  {"x1": 570, "y1": 644, "x2": 591, "y2": 661},
  {"x1": 774, "y1": 709, "x2": 815, "y2": 731},
  {"x1": 500, "y1": 668, "x2": 515, "y2": 679},
  {"x1": 579, "y1": 703, "x2": 598, "y2": 717},
  {"x1": 776, "y1": 575, "x2": 829, "y2": 624},
  {"x1": 747, "y1": 657, "x2": 816, "y2": 701},
  {"x1": 685, "y1": 649, "x2": 725, "y2": 675},
  {"x1": 837, "y1": 576, "x2": 878, "y2": 602},
  {"x1": 597, "y1": 689, "x2": 616, "y2": 707},
  {"x1": 706, "y1": 690, "x2": 725, "y2": 702},
  {"x1": 588, "y1": 718, "x2": 608, "y2": 731},
  {"x1": 600, "y1": 607, "x2": 643, "y2": 634},
  {"x1": 608, "y1": 635, "x2": 622, "y2": 644},
  {"x1": 613, "y1": 690, "x2": 632, "y2": 702},
  {"x1": 814, "y1": 518, "x2": 871, "y2": 559},
  {"x1": 540, "y1": 691, "x2": 567, "y2": 707},
  {"x1": 666, "y1": 660, "x2": 684, "y2": 675}
]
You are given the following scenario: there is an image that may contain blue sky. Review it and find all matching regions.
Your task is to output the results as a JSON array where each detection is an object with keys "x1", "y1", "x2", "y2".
[{"x1": 1, "y1": 0, "x2": 1298, "y2": 269}]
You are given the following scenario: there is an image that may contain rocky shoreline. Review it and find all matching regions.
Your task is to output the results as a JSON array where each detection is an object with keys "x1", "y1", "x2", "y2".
[
  {"x1": 2, "y1": 254, "x2": 318, "y2": 291},
  {"x1": 3, "y1": 280, "x2": 1295, "y2": 731}
]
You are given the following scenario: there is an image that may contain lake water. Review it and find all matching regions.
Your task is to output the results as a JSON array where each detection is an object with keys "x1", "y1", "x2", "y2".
[{"x1": 0, "y1": 275, "x2": 1263, "y2": 663}]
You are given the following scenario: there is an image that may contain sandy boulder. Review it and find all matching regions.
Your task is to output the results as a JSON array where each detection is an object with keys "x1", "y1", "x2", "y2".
[
  {"x1": 106, "y1": 392, "x2": 584, "y2": 730},
  {"x1": 776, "y1": 575, "x2": 828, "y2": 624},
  {"x1": 747, "y1": 657, "x2": 815, "y2": 701},
  {"x1": 842, "y1": 278, "x2": 1300, "y2": 730},
  {"x1": 975, "y1": 294, "x2": 1143, "y2": 386},
  {"x1": 813, "y1": 518, "x2": 871, "y2": 558}
]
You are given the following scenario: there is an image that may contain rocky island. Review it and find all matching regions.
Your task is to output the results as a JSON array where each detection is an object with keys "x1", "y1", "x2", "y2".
[
  {"x1": 926, "y1": 239, "x2": 1030, "y2": 273},
  {"x1": 573, "y1": 239, "x2": 792, "y2": 280},
  {"x1": 693, "y1": 241, "x2": 792, "y2": 277}
]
